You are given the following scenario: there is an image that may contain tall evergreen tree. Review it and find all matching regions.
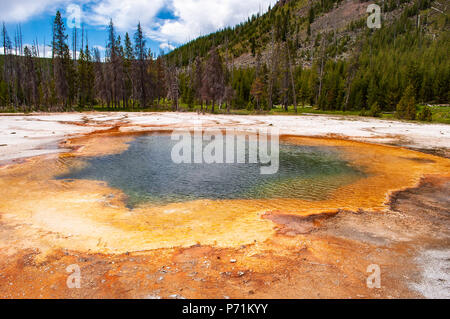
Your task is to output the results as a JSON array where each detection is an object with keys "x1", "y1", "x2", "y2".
[
  {"x1": 52, "y1": 11, "x2": 75, "y2": 108},
  {"x1": 134, "y1": 22, "x2": 148, "y2": 108},
  {"x1": 123, "y1": 32, "x2": 134, "y2": 108},
  {"x1": 396, "y1": 85, "x2": 417, "y2": 120}
]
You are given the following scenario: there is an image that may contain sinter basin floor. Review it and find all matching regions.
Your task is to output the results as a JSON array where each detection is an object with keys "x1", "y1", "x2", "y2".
[{"x1": 0, "y1": 131, "x2": 449, "y2": 298}]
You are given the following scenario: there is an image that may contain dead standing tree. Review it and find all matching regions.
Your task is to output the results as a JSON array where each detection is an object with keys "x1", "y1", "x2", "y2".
[
  {"x1": 251, "y1": 52, "x2": 265, "y2": 111},
  {"x1": 93, "y1": 47, "x2": 108, "y2": 107},
  {"x1": 193, "y1": 57, "x2": 204, "y2": 112},
  {"x1": 223, "y1": 37, "x2": 235, "y2": 113},
  {"x1": 201, "y1": 48, "x2": 225, "y2": 113},
  {"x1": 267, "y1": 28, "x2": 278, "y2": 110},
  {"x1": 164, "y1": 59, "x2": 179, "y2": 111},
  {"x1": 106, "y1": 20, "x2": 126, "y2": 109},
  {"x1": 23, "y1": 46, "x2": 39, "y2": 109},
  {"x1": 286, "y1": 40, "x2": 297, "y2": 112},
  {"x1": 316, "y1": 36, "x2": 326, "y2": 106}
]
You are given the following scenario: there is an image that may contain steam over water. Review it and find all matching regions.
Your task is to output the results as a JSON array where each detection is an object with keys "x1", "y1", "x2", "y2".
[{"x1": 57, "y1": 134, "x2": 366, "y2": 208}]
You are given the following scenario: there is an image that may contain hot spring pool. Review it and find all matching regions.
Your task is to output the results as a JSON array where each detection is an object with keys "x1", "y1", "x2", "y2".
[{"x1": 56, "y1": 133, "x2": 366, "y2": 208}]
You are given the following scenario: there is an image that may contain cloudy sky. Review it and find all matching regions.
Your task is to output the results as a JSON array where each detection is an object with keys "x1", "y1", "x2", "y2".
[{"x1": 0, "y1": 0, "x2": 277, "y2": 57}]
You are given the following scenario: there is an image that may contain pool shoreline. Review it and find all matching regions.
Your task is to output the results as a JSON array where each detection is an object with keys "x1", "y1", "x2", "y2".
[{"x1": 1, "y1": 112, "x2": 449, "y2": 165}]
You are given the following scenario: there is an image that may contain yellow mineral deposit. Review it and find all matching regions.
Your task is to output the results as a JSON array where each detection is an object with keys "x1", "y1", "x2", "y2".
[{"x1": 0, "y1": 131, "x2": 448, "y2": 257}]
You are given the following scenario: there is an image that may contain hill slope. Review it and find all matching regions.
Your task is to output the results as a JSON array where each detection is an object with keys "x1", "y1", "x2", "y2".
[
  {"x1": 168, "y1": 0, "x2": 448, "y2": 68},
  {"x1": 169, "y1": 0, "x2": 449, "y2": 114}
]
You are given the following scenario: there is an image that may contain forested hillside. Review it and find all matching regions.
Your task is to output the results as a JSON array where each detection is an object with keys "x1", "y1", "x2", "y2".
[
  {"x1": 169, "y1": 0, "x2": 449, "y2": 118},
  {"x1": 0, "y1": 0, "x2": 449, "y2": 121}
]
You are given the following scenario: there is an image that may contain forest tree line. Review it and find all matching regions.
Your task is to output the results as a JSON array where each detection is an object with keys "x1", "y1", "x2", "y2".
[
  {"x1": 0, "y1": 3, "x2": 449, "y2": 121},
  {"x1": 173, "y1": 0, "x2": 448, "y2": 120},
  {"x1": 0, "y1": 12, "x2": 169, "y2": 111}
]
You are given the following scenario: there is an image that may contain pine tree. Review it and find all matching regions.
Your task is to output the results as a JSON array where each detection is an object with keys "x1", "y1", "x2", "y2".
[
  {"x1": 396, "y1": 85, "x2": 417, "y2": 120},
  {"x1": 106, "y1": 19, "x2": 120, "y2": 108},
  {"x1": 134, "y1": 22, "x2": 148, "y2": 108},
  {"x1": 77, "y1": 41, "x2": 94, "y2": 108},
  {"x1": 123, "y1": 32, "x2": 134, "y2": 108},
  {"x1": 1, "y1": 23, "x2": 12, "y2": 107},
  {"x1": 93, "y1": 47, "x2": 107, "y2": 106},
  {"x1": 251, "y1": 76, "x2": 265, "y2": 111},
  {"x1": 52, "y1": 11, "x2": 74, "y2": 108},
  {"x1": 23, "y1": 46, "x2": 39, "y2": 108},
  {"x1": 417, "y1": 106, "x2": 432, "y2": 122}
]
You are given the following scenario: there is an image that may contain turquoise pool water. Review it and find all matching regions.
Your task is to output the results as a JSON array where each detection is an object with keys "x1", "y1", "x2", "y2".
[{"x1": 57, "y1": 134, "x2": 366, "y2": 208}]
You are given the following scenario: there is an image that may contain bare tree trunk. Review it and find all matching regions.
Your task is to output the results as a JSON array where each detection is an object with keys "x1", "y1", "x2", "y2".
[
  {"x1": 268, "y1": 30, "x2": 277, "y2": 110},
  {"x1": 316, "y1": 39, "x2": 325, "y2": 106},
  {"x1": 73, "y1": 26, "x2": 77, "y2": 61},
  {"x1": 287, "y1": 42, "x2": 297, "y2": 113}
]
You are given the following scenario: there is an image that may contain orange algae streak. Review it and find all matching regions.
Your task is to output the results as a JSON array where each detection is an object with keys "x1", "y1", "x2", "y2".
[{"x1": 0, "y1": 134, "x2": 448, "y2": 254}]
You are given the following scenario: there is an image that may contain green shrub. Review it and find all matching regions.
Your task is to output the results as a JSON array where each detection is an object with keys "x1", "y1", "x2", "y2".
[
  {"x1": 417, "y1": 106, "x2": 433, "y2": 122},
  {"x1": 359, "y1": 108, "x2": 367, "y2": 116},
  {"x1": 368, "y1": 102, "x2": 382, "y2": 117},
  {"x1": 396, "y1": 85, "x2": 416, "y2": 120}
]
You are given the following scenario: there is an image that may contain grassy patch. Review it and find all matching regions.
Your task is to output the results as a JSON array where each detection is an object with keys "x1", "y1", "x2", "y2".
[{"x1": 418, "y1": 105, "x2": 450, "y2": 124}]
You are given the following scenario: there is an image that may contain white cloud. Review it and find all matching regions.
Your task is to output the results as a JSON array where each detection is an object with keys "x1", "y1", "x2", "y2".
[
  {"x1": 0, "y1": 0, "x2": 70, "y2": 23},
  {"x1": 154, "y1": 0, "x2": 278, "y2": 44},
  {"x1": 84, "y1": 0, "x2": 277, "y2": 43},
  {"x1": 0, "y1": 0, "x2": 278, "y2": 48},
  {"x1": 34, "y1": 44, "x2": 53, "y2": 58},
  {"x1": 93, "y1": 44, "x2": 106, "y2": 52},
  {"x1": 86, "y1": 0, "x2": 165, "y2": 31},
  {"x1": 0, "y1": 43, "x2": 53, "y2": 58},
  {"x1": 159, "y1": 42, "x2": 175, "y2": 52}
]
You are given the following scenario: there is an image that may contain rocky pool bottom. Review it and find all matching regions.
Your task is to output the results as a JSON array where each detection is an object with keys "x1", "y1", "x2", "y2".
[{"x1": 0, "y1": 132, "x2": 449, "y2": 298}]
